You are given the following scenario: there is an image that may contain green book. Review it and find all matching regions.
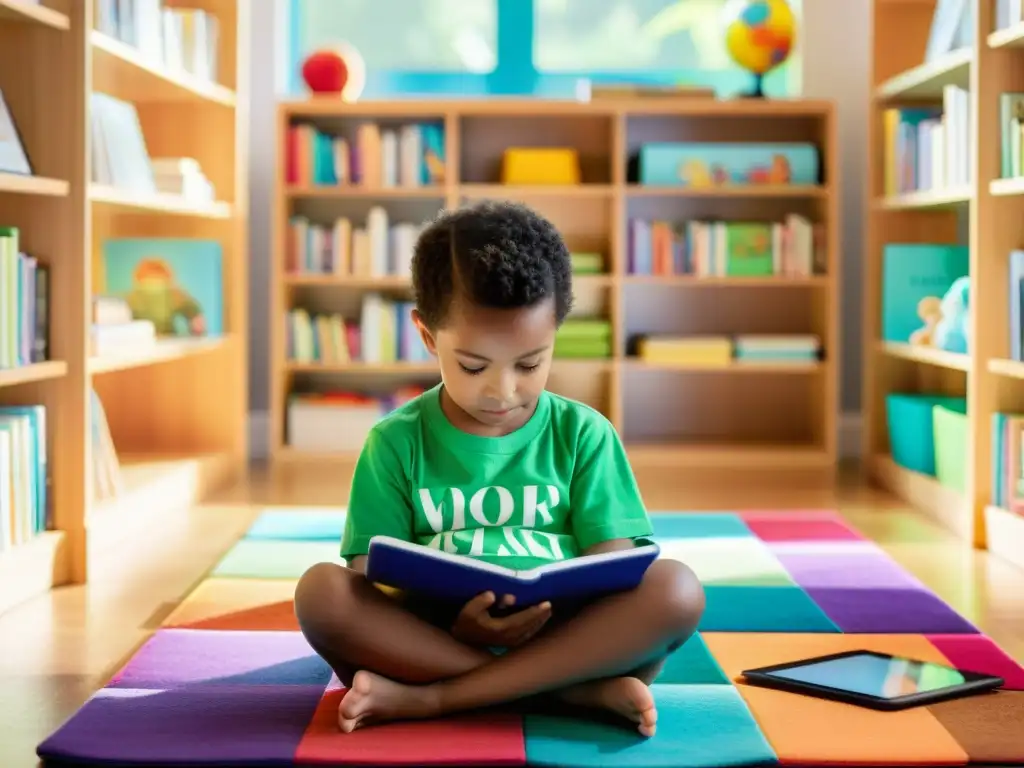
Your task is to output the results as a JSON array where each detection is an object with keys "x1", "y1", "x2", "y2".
[{"x1": 723, "y1": 222, "x2": 774, "y2": 277}]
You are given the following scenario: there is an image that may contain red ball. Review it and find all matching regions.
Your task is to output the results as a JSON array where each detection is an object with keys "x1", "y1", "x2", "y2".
[{"x1": 302, "y1": 50, "x2": 349, "y2": 94}]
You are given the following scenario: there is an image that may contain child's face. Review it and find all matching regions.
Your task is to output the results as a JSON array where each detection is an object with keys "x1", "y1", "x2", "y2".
[{"x1": 414, "y1": 297, "x2": 557, "y2": 436}]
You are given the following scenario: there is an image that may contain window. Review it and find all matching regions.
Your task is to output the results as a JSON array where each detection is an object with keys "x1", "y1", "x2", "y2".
[
  {"x1": 285, "y1": 0, "x2": 802, "y2": 98},
  {"x1": 290, "y1": 0, "x2": 497, "y2": 72}
]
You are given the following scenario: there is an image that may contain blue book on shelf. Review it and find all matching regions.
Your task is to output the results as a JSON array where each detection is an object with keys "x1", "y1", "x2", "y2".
[
  {"x1": 881, "y1": 243, "x2": 969, "y2": 343},
  {"x1": 1010, "y1": 250, "x2": 1024, "y2": 361},
  {"x1": 365, "y1": 536, "x2": 661, "y2": 607}
]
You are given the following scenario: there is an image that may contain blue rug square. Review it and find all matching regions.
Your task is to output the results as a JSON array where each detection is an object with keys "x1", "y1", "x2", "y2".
[
  {"x1": 246, "y1": 509, "x2": 346, "y2": 541},
  {"x1": 524, "y1": 685, "x2": 777, "y2": 767},
  {"x1": 650, "y1": 513, "x2": 753, "y2": 540},
  {"x1": 655, "y1": 634, "x2": 730, "y2": 685},
  {"x1": 699, "y1": 585, "x2": 840, "y2": 633}
]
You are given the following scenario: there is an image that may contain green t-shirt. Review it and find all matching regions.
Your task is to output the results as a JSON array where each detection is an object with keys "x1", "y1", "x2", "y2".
[{"x1": 340, "y1": 384, "x2": 652, "y2": 571}]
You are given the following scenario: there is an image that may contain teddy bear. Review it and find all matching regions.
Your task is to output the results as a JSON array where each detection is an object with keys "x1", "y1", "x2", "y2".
[
  {"x1": 909, "y1": 295, "x2": 944, "y2": 346},
  {"x1": 933, "y1": 276, "x2": 970, "y2": 354}
]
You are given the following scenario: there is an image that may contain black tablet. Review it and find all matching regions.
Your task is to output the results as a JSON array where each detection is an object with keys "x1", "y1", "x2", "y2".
[{"x1": 740, "y1": 650, "x2": 1004, "y2": 710}]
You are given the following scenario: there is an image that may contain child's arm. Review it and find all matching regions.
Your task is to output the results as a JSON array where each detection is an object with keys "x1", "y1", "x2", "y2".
[
  {"x1": 569, "y1": 413, "x2": 653, "y2": 552},
  {"x1": 341, "y1": 427, "x2": 416, "y2": 566}
]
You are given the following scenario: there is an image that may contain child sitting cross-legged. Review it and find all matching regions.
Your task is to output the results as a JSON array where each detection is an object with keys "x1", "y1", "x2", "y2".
[{"x1": 293, "y1": 200, "x2": 706, "y2": 737}]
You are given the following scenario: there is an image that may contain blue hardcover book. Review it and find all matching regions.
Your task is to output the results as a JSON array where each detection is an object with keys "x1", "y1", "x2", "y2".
[
  {"x1": 366, "y1": 536, "x2": 661, "y2": 607},
  {"x1": 1010, "y1": 250, "x2": 1024, "y2": 361},
  {"x1": 881, "y1": 243, "x2": 969, "y2": 343}
]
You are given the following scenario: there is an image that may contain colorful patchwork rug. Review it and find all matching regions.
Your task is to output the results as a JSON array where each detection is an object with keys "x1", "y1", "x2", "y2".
[{"x1": 37, "y1": 509, "x2": 1024, "y2": 767}]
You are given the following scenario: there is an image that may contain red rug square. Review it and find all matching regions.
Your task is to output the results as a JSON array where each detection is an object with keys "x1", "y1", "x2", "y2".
[
  {"x1": 742, "y1": 516, "x2": 867, "y2": 542},
  {"x1": 927, "y1": 634, "x2": 1024, "y2": 691},
  {"x1": 295, "y1": 688, "x2": 526, "y2": 766}
]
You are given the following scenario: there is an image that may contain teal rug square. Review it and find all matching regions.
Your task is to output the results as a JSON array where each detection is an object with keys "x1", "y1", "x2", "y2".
[
  {"x1": 699, "y1": 585, "x2": 840, "y2": 633},
  {"x1": 211, "y1": 540, "x2": 341, "y2": 579},
  {"x1": 246, "y1": 509, "x2": 346, "y2": 541},
  {"x1": 524, "y1": 685, "x2": 777, "y2": 767},
  {"x1": 654, "y1": 634, "x2": 730, "y2": 685},
  {"x1": 650, "y1": 513, "x2": 753, "y2": 540}
]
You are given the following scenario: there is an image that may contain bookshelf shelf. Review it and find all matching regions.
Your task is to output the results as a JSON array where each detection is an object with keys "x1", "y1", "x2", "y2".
[
  {"x1": 272, "y1": 98, "x2": 840, "y2": 471},
  {"x1": 0, "y1": 2, "x2": 249, "y2": 616},
  {"x1": 877, "y1": 187, "x2": 972, "y2": 210},
  {"x1": 987, "y1": 358, "x2": 1024, "y2": 379},
  {"x1": 0, "y1": 0, "x2": 69, "y2": 29},
  {"x1": 90, "y1": 30, "x2": 236, "y2": 106},
  {"x1": 879, "y1": 342, "x2": 970, "y2": 371},
  {"x1": 865, "y1": 0, "x2": 1024, "y2": 558},
  {"x1": 988, "y1": 23, "x2": 1024, "y2": 49},
  {"x1": 0, "y1": 173, "x2": 70, "y2": 196},
  {"x1": 89, "y1": 185, "x2": 233, "y2": 218},
  {"x1": 874, "y1": 46, "x2": 972, "y2": 99}
]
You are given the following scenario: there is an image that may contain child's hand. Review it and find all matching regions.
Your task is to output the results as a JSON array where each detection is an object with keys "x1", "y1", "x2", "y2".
[{"x1": 451, "y1": 592, "x2": 551, "y2": 648}]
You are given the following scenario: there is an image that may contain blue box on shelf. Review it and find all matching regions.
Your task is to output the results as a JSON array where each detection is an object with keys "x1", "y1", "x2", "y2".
[
  {"x1": 637, "y1": 142, "x2": 820, "y2": 187},
  {"x1": 886, "y1": 393, "x2": 967, "y2": 476}
]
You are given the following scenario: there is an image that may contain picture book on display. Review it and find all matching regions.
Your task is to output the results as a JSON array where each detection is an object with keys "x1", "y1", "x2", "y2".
[{"x1": 365, "y1": 536, "x2": 661, "y2": 607}]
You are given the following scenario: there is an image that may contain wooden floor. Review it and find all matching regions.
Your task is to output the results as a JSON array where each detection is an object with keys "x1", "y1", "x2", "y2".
[{"x1": 2, "y1": 461, "x2": 1024, "y2": 768}]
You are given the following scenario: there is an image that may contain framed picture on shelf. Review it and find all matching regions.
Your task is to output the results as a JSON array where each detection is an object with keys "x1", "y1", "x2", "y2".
[{"x1": 0, "y1": 90, "x2": 32, "y2": 175}]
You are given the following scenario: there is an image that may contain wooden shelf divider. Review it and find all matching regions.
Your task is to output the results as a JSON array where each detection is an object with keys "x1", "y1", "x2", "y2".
[
  {"x1": 0, "y1": 0, "x2": 250, "y2": 616},
  {"x1": 271, "y1": 98, "x2": 839, "y2": 470}
]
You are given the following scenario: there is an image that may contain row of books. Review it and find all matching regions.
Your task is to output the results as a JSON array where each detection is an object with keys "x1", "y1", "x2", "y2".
[
  {"x1": 992, "y1": 409, "x2": 1024, "y2": 514},
  {"x1": 1000, "y1": 93, "x2": 1024, "y2": 180},
  {"x1": 285, "y1": 121, "x2": 446, "y2": 188},
  {"x1": 633, "y1": 334, "x2": 821, "y2": 366},
  {"x1": 91, "y1": 92, "x2": 216, "y2": 204},
  {"x1": 287, "y1": 209, "x2": 425, "y2": 277},
  {"x1": 287, "y1": 387, "x2": 427, "y2": 454},
  {"x1": 0, "y1": 404, "x2": 48, "y2": 551},
  {"x1": 94, "y1": 0, "x2": 221, "y2": 84},
  {"x1": 627, "y1": 215, "x2": 822, "y2": 278},
  {"x1": 286, "y1": 296, "x2": 432, "y2": 365},
  {"x1": 1010, "y1": 250, "x2": 1024, "y2": 362},
  {"x1": 882, "y1": 88, "x2": 971, "y2": 196},
  {"x1": 0, "y1": 227, "x2": 49, "y2": 369}
]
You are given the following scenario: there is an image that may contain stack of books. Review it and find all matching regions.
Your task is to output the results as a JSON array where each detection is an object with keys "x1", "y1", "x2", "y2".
[
  {"x1": 570, "y1": 252, "x2": 605, "y2": 275},
  {"x1": 286, "y1": 121, "x2": 446, "y2": 188},
  {"x1": 90, "y1": 296, "x2": 157, "y2": 357},
  {"x1": 286, "y1": 387, "x2": 428, "y2": 454},
  {"x1": 734, "y1": 335, "x2": 821, "y2": 363},
  {"x1": 555, "y1": 319, "x2": 612, "y2": 359},
  {"x1": 287, "y1": 207, "x2": 425, "y2": 277},
  {"x1": 0, "y1": 227, "x2": 49, "y2": 369},
  {"x1": 0, "y1": 403, "x2": 48, "y2": 548},
  {"x1": 151, "y1": 157, "x2": 215, "y2": 203},
  {"x1": 627, "y1": 216, "x2": 822, "y2": 278}
]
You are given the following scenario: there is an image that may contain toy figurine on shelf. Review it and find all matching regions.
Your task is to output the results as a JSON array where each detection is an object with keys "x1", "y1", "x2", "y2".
[
  {"x1": 301, "y1": 42, "x2": 366, "y2": 101},
  {"x1": 722, "y1": 0, "x2": 796, "y2": 99}
]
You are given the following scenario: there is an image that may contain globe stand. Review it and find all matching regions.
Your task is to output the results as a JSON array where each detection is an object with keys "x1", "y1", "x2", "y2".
[{"x1": 738, "y1": 72, "x2": 766, "y2": 99}]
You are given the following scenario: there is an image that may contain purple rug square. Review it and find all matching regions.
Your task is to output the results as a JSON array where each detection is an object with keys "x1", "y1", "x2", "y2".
[
  {"x1": 807, "y1": 587, "x2": 979, "y2": 634},
  {"x1": 774, "y1": 550, "x2": 925, "y2": 589},
  {"x1": 36, "y1": 684, "x2": 325, "y2": 765},
  {"x1": 110, "y1": 628, "x2": 332, "y2": 688}
]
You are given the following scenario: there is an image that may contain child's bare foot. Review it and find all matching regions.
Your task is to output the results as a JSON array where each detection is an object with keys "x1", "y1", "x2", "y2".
[
  {"x1": 337, "y1": 670, "x2": 440, "y2": 732},
  {"x1": 558, "y1": 676, "x2": 658, "y2": 737}
]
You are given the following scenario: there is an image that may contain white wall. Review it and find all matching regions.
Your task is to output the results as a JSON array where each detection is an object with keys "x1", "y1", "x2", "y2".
[{"x1": 245, "y1": 0, "x2": 870, "y2": 459}]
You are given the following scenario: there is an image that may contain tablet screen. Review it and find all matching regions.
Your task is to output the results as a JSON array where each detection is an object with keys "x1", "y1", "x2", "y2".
[{"x1": 763, "y1": 653, "x2": 967, "y2": 699}]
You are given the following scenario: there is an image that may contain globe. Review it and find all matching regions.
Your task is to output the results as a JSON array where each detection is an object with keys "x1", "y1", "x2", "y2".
[{"x1": 722, "y1": 0, "x2": 796, "y2": 97}]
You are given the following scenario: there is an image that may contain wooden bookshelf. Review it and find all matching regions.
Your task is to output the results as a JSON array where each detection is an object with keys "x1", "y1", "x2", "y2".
[
  {"x1": 0, "y1": 0, "x2": 249, "y2": 616},
  {"x1": 271, "y1": 98, "x2": 840, "y2": 470},
  {"x1": 864, "y1": 0, "x2": 1024, "y2": 565}
]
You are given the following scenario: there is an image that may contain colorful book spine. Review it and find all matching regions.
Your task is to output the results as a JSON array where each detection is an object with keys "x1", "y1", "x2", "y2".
[
  {"x1": 286, "y1": 296, "x2": 432, "y2": 365},
  {"x1": 286, "y1": 207, "x2": 423, "y2": 277},
  {"x1": 627, "y1": 215, "x2": 823, "y2": 277},
  {"x1": 0, "y1": 227, "x2": 50, "y2": 369},
  {"x1": 0, "y1": 404, "x2": 48, "y2": 550},
  {"x1": 285, "y1": 121, "x2": 446, "y2": 188},
  {"x1": 991, "y1": 410, "x2": 1024, "y2": 514}
]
